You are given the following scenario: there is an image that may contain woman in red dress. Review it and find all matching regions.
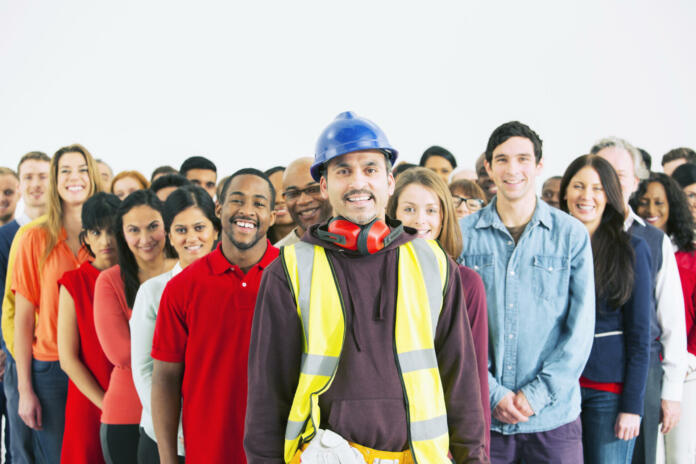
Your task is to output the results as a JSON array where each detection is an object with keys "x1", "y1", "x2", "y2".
[{"x1": 57, "y1": 193, "x2": 121, "y2": 464}]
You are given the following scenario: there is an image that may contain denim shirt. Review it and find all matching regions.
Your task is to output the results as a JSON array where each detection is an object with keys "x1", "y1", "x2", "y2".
[{"x1": 458, "y1": 197, "x2": 595, "y2": 434}]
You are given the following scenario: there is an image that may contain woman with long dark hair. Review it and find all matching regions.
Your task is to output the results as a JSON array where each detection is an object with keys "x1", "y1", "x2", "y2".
[
  {"x1": 632, "y1": 173, "x2": 696, "y2": 463},
  {"x1": 386, "y1": 167, "x2": 491, "y2": 453},
  {"x1": 93, "y1": 190, "x2": 176, "y2": 464},
  {"x1": 560, "y1": 155, "x2": 652, "y2": 463},
  {"x1": 131, "y1": 185, "x2": 220, "y2": 464},
  {"x1": 57, "y1": 192, "x2": 120, "y2": 464},
  {"x1": 13, "y1": 144, "x2": 101, "y2": 463}
]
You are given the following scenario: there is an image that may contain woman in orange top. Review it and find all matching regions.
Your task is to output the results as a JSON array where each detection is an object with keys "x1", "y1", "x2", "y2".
[
  {"x1": 13, "y1": 144, "x2": 101, "y2": 464},
  {"x1": 94, "y1": 189, "x2": 176, "y2": 464}
]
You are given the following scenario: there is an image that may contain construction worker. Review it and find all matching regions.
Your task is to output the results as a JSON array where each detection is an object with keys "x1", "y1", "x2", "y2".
[{"x1": 244, "y1": 111, "x2": 488, "y2": 464}]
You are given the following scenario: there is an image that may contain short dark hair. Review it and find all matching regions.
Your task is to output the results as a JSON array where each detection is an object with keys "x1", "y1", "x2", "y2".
[
  {"x1": 671, "y1": 163, "x2": 696, "y2": 188},
  {"x1": 150, "y1": 173, "x2": 190, "y2": 194},
  {"x1": 419, "y1": 146, "x2": 457, "y2": 169},
  {"x1": 163, "y1": 185, "x2": 221, "y2": 234},
  {"x1": 638, "y1": 148, "x2": 652, "y2": 171},
  {"x1": 180, "y1": 156, "x2": 217, "y2": 176},
  {"x1": 662, "y1": 147, "x2": 696, "y2": 166},
  {"x1": 542, "y1": 176, "x2": 562, "y2": 187},
  {"x1": 219, "y1": 168, "x2": 276, "y2": 210},
  {"x1": 80, "y1": 192, "x2": 121, "y2": 257},
  {"x1": 264, "y1": 166, "x2": 285, "y2": 178},
  {"x1": 150, "y1": 165, "x2": 178, "y2": 182},
  {"x1": 485, "y1": 121, "x2": 542, "y2": 164},
  {"x1": 18, "y1": 151, "x2": 50, "y2": 173},
  {"x1": 393, "y1": 162, "x2": 417, "y2": 178}
]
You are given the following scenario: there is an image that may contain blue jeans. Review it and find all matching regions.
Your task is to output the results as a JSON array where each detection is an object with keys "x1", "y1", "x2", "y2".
[
  {"x1": 31, "y1": 359, "x2": 67, "y2": 464},
  {"x1": 581, "y1": 387, "x2": 637, "y2": 464},
  {"x1": 4, "y1": 353, "x2": 34, "y2": 464}
]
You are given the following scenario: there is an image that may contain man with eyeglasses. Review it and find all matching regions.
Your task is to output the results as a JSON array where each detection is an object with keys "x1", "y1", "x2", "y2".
[{"x1": 274, "y1": 157, "x2": 333, "y2": 247}]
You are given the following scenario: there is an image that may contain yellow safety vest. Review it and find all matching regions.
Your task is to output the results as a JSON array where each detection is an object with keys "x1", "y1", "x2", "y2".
[{"x1": 280, "y1": 239, "x2": 452, "y2": 464}]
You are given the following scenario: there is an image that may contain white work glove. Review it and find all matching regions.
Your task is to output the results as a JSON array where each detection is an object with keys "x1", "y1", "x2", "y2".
[{"x1": 301, "y1": 429, "x2": 367, "y2": 464}]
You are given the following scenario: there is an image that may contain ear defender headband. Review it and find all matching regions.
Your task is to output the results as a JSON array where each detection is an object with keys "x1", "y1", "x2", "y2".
[{"x1": 317, "y1": 217, "x2": 403, "y2": 255}]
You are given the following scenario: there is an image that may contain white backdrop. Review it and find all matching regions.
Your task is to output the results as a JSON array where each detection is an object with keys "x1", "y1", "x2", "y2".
[{"x1": 2, "y1": 0, "x2": 696, "y2": 182}]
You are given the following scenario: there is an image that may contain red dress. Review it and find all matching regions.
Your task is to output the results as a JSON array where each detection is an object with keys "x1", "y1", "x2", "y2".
[{"x1": 58, "y1": 262, "x2": 114, "y2": 464}]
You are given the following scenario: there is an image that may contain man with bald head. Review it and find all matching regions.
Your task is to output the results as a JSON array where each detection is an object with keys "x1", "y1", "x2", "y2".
[{"x1": 274, "y1": 157, "x2": 333, "y2": 247}]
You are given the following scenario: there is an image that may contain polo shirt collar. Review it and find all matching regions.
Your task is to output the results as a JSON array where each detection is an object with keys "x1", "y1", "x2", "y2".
[
  {"x1": 475, "y1": 196, "x2": 552, "y2": 231},
  {"x1": 209, "y1": 240, "x2": 277, "y2": 275}
]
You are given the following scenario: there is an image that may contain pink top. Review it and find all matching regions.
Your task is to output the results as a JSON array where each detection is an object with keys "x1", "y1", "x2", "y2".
[{"x1": 93, "y1": 265, "x2": 142, "y2": 424}]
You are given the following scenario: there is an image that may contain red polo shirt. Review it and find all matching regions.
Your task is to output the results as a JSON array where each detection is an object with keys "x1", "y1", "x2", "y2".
[{"x1": 151, "y1": 241, "x2": 279, "y2": 463}]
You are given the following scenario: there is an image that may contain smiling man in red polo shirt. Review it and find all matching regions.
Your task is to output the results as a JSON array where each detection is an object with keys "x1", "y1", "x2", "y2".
[{"x1": 150, "y1": 168, "x2": 279, "y2": 464}]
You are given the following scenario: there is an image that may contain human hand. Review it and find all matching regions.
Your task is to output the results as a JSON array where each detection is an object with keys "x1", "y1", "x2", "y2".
[
  {"x1": 614, "y1": 412, "x2": 641, "y2": 440},
  {"x1": 18, "y1": 390, "x2": 42, "y2": 430},
  {"x1": 513, "y1": 391, "x2": 534, "y2": 417},
  {"x1": 493, "y1": 392, "x2": 530, "y2": 424},
  {"x1": 660, "y1": 399, "x2": 681, "y2": 434}
]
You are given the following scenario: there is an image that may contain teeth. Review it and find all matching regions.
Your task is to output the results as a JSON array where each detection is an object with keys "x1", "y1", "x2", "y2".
[
  {"x1": 235, "y1": 220, "x2": 255, "y2": 229},
  {"x1": 576, "y1": 205, "x2": 594, "y2": 211},
  {"x1": 348, "y1": 195, "x2": 370, "y2": 202},
  {"x1": 67, "y1": 186, "x2": 84, "y2": 191},
  {"x1": 299, "y1": 208, "x2": 318, "y2": 217},
  {"x1": 185, "y1": 245, "x2": 202, "y2": 251}
]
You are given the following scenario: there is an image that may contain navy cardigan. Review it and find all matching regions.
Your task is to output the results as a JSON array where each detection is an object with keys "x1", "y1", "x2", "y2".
[{"x1": 582, "y1": 235, "x2": 653, "y2": 416}]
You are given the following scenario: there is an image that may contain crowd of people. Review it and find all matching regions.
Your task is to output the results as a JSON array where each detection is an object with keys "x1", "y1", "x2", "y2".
[{"x1": 0, "y1": 112, "x2": 694, "y2": 464}]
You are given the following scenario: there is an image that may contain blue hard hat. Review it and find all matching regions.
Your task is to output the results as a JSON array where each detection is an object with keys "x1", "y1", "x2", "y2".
[{"x1": 311, "y1": 111, "x2": 398, "y2": 181}]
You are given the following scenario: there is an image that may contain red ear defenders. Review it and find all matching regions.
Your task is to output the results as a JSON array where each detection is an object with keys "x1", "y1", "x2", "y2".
[{"x1": 317, "y1": 217, "x2": 403, "y2": 255}]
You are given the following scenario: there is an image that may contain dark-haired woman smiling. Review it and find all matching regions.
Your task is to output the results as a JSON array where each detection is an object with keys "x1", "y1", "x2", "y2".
[
  {"x1": 632, "y1": 173, "x2": 696, "y2": 463},
  {"x1": 94, "y1": 190, "x2": 176, "y2": 464},
  {"x1": 131, "y1": 186, "x2": 220, "y2": 464},
  {"x1": 560, "y1": 155, "x2": 652, "y2": 463}
]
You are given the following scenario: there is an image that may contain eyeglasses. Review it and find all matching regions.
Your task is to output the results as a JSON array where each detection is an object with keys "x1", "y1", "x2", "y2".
[
  {"x1": 282, "y1": 185, "x2": 322, "y2": 201},
  {"x1": 453, "y1": 195, "x2": 484, "y2": 210}
]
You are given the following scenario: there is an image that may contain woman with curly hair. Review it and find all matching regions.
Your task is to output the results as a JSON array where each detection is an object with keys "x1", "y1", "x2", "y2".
[{"x1": 632, "y1": 173, "x2": 696, "y2": 464}]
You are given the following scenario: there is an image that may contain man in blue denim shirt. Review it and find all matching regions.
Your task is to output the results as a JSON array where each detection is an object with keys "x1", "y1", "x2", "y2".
[{"x1": 459, "y1": 121, "x2": 595, "y2": 463}]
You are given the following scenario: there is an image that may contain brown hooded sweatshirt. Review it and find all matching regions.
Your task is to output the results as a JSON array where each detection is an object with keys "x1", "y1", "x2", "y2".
[{"x1": 244, "y1": 220, "x2": 488, "y2": 463}]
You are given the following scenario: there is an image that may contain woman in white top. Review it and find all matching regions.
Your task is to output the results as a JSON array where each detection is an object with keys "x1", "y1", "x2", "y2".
[{"x1": 130, "y1": 185, "x2": 220, "y2": 463}]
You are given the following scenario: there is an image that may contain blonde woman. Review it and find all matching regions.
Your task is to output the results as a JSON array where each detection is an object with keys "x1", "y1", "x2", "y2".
[{"x1": 13, "y1": 144, "x2": 101, "y2": 463}]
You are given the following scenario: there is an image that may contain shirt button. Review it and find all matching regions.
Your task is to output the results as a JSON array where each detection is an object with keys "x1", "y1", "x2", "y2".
[
  {"x1": 508, "y1": 303, "x2": 513, "y2": 308},
  {"x1": 507, "y1": 241, "x2": 513, "y2": 245},
  {"x1": 507, "y1": 365, "x2": 513, "y2": 370},
  {"x1": 509, "y1": 270, "x2": 515, "y2": 276},
  {"x1": 474, "y1": 265, "x2": 479, "y2": 270},
  {"x1": 242, "y1": 282, "x2": 247, "y2": 287},
  {"x1": 509, "y1": 334, "x2": 514, "y2": 339},
  {"x1": 548, "y1": 267, "x2": 553, "y2": 271}
]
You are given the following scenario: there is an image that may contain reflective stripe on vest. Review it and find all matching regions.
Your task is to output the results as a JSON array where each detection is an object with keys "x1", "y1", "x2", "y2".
[{"x1": 280, "y1": 239, "x2": 451, "y2": 464}]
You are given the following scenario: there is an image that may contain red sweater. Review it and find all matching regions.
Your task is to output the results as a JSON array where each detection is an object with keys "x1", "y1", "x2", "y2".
[{"x1": 675, "y1": 250, "x2": 696, "y2": 357}]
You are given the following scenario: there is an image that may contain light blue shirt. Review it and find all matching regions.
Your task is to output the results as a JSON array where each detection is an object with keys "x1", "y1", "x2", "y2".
[{"x1": 458, "y1": 197, "x2": 595, "y2": 434}]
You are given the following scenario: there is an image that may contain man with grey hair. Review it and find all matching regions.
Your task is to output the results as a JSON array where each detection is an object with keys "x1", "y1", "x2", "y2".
[{"x1": 592, "y1": 136, "x2": 687, "y2": 464}]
